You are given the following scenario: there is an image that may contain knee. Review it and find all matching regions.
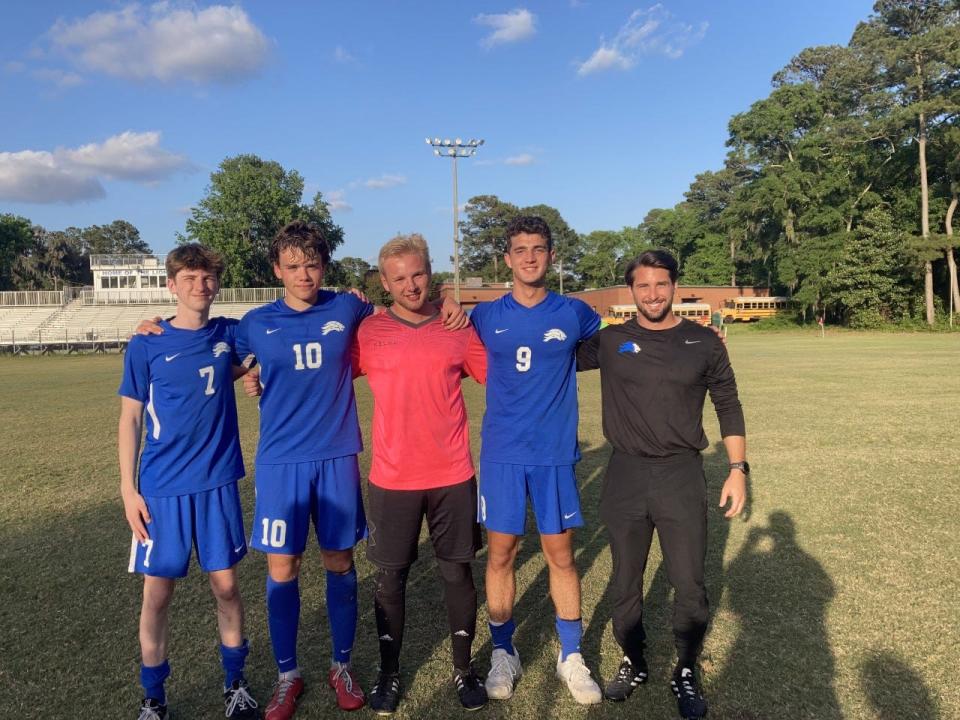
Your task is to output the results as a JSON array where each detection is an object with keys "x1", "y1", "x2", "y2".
[
  {"x1": 210, "y1": 577, "x2": 240, "y2": 605},
  {"x1": 268, "y1": 555, "x2": 301, "y2": 582},
  {"x1": 437, "y1": 560, "x2": 474, "y2": 588},
  {"x1": 543, "y1": 546, "x2": 576, "y2": 573},
  {"x1": 322, "y1": 549, "x2": 354, "y2": 574},
  {"x1": 486, "y1": 543, "x2": 518, "y2": 573},
  {"x1": 142, "y1": 580, "x2": 174, "y2": 614},
  {"x1": 374, "y1": 567, "x2": 409, "y2": 601}
]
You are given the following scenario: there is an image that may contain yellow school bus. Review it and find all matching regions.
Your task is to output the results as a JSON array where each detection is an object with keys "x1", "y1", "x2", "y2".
[
  {"x1": 722, "y1": 296, "x2": 790, "y2": 323},
  {"x1": 602, "y1": 303, "x2": 712, "y2": 327}
]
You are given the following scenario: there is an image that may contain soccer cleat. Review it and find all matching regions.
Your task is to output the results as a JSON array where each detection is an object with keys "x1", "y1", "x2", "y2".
[
  {"x1": 556, "y1": 652, "x2": 602, "y2": 705},
  {"x1": 224, "y1": 679, "x2": 259, "y2": 719},
  {"x1": 453, "y1": 667, "x2": 488, "y2": 711},
  {"x1": 369, "y1": 671, "x2": 401, "y2": 716},
  {"x1": 485, "y1": 648, "x2": 522, "y2": 700},
  {"x1": 328, "y1": 662, "x2": 365, "y2": 711},
  {"x1": 264, "y1": 676, "x2": 304, "y2": 720},
  {"x1": 671, "y1": 666, "x2": 708, "y2": 719},
  {"x1": 137, "y1": 698, "x2": 167, "y2": 720},
  {"x1": 604, "y1": 655, "x2": 649, "y2": 702}
]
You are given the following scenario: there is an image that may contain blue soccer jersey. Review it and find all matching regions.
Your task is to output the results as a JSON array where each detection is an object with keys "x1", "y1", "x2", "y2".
[
  {"x1": 118, "y1": 317, "x2": 245, "y2": 497},
  {"x1": 471, "y1": 292, "x2": 601, "y2": 466},
  {"x1": 236, "y1": 292, "x2": 374, "y2": 465}
]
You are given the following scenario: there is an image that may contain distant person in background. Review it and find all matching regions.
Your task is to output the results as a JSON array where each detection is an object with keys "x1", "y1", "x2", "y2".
[
  {"x1": 356, "y1": 234, "x2": 488, "y2": 714},
  {"x1": 118, "y1": 243, "x2": 259, "y2": 720},
  {"x1": 577, "y1": 249, "x2": 747, "y2": 720}
]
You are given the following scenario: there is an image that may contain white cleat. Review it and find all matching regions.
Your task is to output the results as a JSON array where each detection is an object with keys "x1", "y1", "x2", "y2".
[
  {"x1": 485, "y1": 648, "x2": 522, "y2": 700},
  {"x1": 556, "y1": 652, "x2": 602, "y2": 705}
]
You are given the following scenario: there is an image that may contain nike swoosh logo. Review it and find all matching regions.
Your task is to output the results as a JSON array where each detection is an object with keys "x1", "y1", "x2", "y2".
[
  {"x1": 495, "y1": 328, "x2": 508, "y2": 334},
  {"x1": 266, "y1": 328, "x2": 281, "y2": 334},
  {"x1": 165, "y1": 354, "x2": 180, "y2": 362},
  {"x1": 564, "y1": 512, "x2": 577, "y2": 519},
  {"x1": 685, "y1": 340, "x2": 701, "y2": 344},
  {"x1": 234, "y1": 545, "x2": 244, "y2": 553}
]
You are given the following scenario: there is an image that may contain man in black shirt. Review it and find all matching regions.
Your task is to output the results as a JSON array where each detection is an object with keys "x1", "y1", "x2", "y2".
[{"x1": 577, "y1": 249, "x2": 747, "y2": 720}]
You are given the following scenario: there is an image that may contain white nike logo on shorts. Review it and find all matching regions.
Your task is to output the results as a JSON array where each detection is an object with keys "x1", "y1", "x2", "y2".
[{"x1": 564, "y1": 512, "x2": 577, "y2": 520}]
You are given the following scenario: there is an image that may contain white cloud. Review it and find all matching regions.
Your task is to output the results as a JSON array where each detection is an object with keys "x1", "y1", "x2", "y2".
[
  {"x1": 0, "y1": 150, "x2": 105, "y2": 203},
  {"x1": 0, "y1": 131, "x2": 189, "y2": 204},
  {"x1": 474, "y1": 8, "x2": 536, "y2": 48},
  {"x1": 31, "y1": 68, "x2": 84, "y2": 88},
  {"x1": 326, "y1": 190, "x2": 351, "y2": 212},
  {"x1": 4, "y1": 60, "x2": 26, "y2": 74},
  {"x1": 47, "y1": 3, "x2": 269, "y2": 84},
  {"x1": 61, "y1": 131, "x2": 189, "y2": 181},
  {"x1": 577, "y1": 4, "x2": 707, "y2": 76},
  {"x1": 333, "y1": 46, "x2": 356, "y2": 64},
  {"x1": 364, "y1": 174, "x2": 407, "y2": 189},
  {"x1": 504, "y1": 153, "x2": 535, "y2": 166}
]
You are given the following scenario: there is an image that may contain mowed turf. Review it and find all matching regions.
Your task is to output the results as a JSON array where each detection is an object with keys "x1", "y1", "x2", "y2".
[{"x1": 0, "y1": 330, "x2": 957, "y2": 720}]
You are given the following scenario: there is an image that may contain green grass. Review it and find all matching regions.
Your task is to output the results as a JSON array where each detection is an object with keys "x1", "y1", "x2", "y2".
[{"x1": 1, "y1": 331, "x2": 957, "y2": 719}]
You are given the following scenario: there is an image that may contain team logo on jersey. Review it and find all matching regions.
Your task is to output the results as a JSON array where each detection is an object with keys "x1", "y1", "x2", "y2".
[
  {"x1": 322, "y1": 320, "x2": 346, "y2": 335},
  {"x1": 618, "y1": 341, "x2": 641, "y2": 354},
  {"x1": 543, "y1": 328, "x2": 567, "y2": 342},
  {"x1": 212, "y1": 341, "x2": 232, "y2": 357}
]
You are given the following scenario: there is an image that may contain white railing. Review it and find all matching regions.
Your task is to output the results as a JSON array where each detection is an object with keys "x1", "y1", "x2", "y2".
[
  {"x1": 89, "y1": 254, "x2": 166, "y2": 269},
  {"x1": 0, "y1": 326, "x2": 132, "y2": 346},
  {"x1": 0, "y1": 290, "x2": 64, "y2": 306},
  {"x1": 80, "y1": 286, "x2": 292, "y2": 305}
]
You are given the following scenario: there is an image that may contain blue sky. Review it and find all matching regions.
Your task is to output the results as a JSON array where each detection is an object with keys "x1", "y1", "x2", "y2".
[{"x1": 2, "y1": 1, "x2": 875, "y2": 270}]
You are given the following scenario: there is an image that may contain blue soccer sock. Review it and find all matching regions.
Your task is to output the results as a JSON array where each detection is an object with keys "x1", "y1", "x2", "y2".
[
  {"x1": 220, "y1": 639, "x2": 249, "y2": 688},
  {"x1": 266, "y1": 576, "x2": 301, "y2": 673},
  {"x1": 489, "y1": 617, "x2": 516, "y2": 656},
  {"x1": 556, "y1": 617, "x2": 583, "y2": 661},
  {"x1": 326, "y1": 566, "x2": 358, "y2": 666},
  {"x1": 140, "y1": 659, "x2": 170, "y2": 705}
]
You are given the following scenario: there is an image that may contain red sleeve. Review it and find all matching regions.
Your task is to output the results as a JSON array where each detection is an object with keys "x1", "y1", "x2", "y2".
[{"x1": 463, "y1": 327, "x2": 487, "y2": 385}]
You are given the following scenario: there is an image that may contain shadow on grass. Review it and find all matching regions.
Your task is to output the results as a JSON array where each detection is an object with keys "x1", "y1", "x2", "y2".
[
  {"x1": 712, "y1": 510, "x2": 841, "y2": 719},
  {"x1": 861, "y1": 649, "x2": 939, "y2": 720}
]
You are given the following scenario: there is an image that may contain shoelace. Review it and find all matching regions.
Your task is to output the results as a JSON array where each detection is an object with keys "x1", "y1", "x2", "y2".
[
  {"x1": 564, "y1": 657, "x2": 594, "y2": 684},
  {"x1": 138, "y1": 703, "x2": 163, "y2": 720},
  {"x1": 272, "y1": 678, "x2": 297, "y2": 706},
  {"x1": 225, "y1": 683, "x2": 258, "y2": 716},
  {"x1": 331, "y1": 664, "x2": 360, "y2": 697},
  {"x1": 489, "y1": 654, "x2": 518, "y2": 680}
]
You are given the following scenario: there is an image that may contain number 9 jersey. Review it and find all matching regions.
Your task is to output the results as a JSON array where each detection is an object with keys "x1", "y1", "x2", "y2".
[
  {"x1": 118, "y1": 317, "x2": 245, "y2": 497},
  {"x1": 471, "y1": 292, "x2": 601, "y2": 466},
  {"x1": 235, "y1": 292, "x2": 374, "y2": 465}
]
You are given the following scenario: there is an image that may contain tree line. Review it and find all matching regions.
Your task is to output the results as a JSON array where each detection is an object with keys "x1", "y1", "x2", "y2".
[{"x1": 3, "y1": 2, "x2": 956, "y2": 327}]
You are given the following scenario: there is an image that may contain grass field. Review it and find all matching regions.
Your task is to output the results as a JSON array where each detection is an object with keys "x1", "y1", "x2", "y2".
[{"x1": 1, "y1": 330, "x2": 958, "y2": 720}]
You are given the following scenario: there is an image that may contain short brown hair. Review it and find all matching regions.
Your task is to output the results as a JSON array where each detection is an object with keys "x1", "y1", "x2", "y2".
[
  {"x1": 270, "y1": 220, "x2": 331, "y2": 266},
  {"x1": 624, "y1": 249, "x2": 679, "y2": 285},
  {"x1": 166, "y1": 243, "x2": 225, "y2": 280},
  {"x1": 377, "y1": 233, "x2": 431, "y2": 275}
]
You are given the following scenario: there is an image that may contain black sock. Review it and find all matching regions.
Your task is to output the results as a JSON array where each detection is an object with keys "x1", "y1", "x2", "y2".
[
  {"x1": 438, "y1": 560, "x2": 477, "y2": 672},
  {"x1": 374, "y1": 566, "x2": 409, "y2": 674}
]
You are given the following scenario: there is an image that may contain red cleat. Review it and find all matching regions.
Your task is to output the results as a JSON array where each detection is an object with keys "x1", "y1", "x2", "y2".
[
  {"x1": 328, "y1": 662, "x2": 366, "y2": 711},
  {"x1": 264, "y1": 676, "x2": 305, "y2": 720}
]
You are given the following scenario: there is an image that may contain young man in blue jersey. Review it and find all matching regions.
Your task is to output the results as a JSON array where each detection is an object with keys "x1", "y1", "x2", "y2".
[
  {"x1": 470, "y1": 215, "x2": 604, "y2": 705},
  {"x1": 119, "y1": 244, "x2": 259, "y2": 720}
]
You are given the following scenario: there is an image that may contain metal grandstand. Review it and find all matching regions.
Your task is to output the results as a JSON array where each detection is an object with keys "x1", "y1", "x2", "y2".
[{"x1": 0, "y1": 287, "x2": 287, "y2": 355}]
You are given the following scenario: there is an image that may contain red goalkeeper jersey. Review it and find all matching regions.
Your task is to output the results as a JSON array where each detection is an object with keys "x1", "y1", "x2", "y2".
[{"x1": 357, "y1": 310, "x2": 487, "y2": 490}]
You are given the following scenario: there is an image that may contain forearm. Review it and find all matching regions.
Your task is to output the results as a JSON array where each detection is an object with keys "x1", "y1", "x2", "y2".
[
  {"x1": 722, "y1": 435, "x2": 746, "y2": 464},
  {"x1": 118, "y1": 410, "x2": 142, "y2": 497}
]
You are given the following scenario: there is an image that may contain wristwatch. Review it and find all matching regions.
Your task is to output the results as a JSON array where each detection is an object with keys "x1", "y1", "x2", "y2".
[{"x1": 729, "y1": 461, "x2": 750, "y2": 474}]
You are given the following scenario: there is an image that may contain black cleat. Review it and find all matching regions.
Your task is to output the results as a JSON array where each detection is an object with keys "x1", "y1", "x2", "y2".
[
  {"x1": 453, "y1": 667, "x2": 488, "y2": 711},
  {"x1": 224, "y1": 679, "x2": 260, "y2": 719},
  {"x1": 369, "y1": 671, "x2": 401, "y2": 715},
  {"x1": 604, "y1": 655, "x2": 649, "y2": 702},
  {"x1": 671, "y1": 666, "x2": 708, "y2": 719},
  {"x1": 137, "y1": 698, "x2": 168, "y2": 720}
]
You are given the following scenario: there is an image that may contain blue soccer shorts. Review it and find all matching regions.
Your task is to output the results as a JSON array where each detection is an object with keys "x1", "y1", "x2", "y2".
[
  {"x1": 478, "y1": 461, "x2": 584, "y2": 536},
  {"x1": 252, "y1": 455, "x2": 366, "y2": 555},
  {"x1": 127, "y1": 482, "x2": 247, "y2": 578}
]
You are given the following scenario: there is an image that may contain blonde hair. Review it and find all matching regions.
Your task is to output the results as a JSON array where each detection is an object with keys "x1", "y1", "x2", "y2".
[{"x1": 377, "y1": 233, "x2": 432, "y2": 274}]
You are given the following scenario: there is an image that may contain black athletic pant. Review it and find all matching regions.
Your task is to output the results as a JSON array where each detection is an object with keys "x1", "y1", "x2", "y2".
[{"x1": 600, "y1": 450, "x2": 709, "y2": 669}]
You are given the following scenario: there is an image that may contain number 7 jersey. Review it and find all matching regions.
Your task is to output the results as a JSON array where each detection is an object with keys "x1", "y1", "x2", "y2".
[
  {"x1": 236, "y1": 292, "x2": 374, "y2": 465},
  {"x1": 118, "y1": 317, "x2": 245, "y2": 497},
  {"x1": 471, "y1": 291, "x2": 600, "y2": 466}
]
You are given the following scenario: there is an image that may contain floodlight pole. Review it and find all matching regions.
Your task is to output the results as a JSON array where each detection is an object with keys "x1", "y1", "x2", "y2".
[{"x1": 426, "y1": 137, "x2": 484, "y2": 302}]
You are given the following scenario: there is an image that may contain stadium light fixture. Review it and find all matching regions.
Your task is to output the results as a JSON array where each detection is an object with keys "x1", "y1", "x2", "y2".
[{"x1": 425, "y1": 135, "x2": 486, "y2": 302}]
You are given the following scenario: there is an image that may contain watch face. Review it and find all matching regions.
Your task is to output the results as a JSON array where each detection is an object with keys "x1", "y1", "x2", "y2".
[{"x1": 732, "y1": 461, "x2": 750, "y2": 474}]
